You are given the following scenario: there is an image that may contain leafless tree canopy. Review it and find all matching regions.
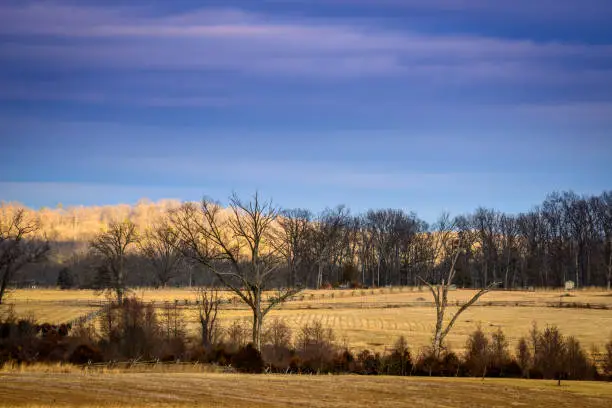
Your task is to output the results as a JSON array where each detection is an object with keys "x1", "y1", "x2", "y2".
[
  {"x1": 169, "y1": 192, "x2": 302, "y2": 350},
  {"x1": 139, "y1": 220, "x2": 183, "y2": 287},
  {"x1": 89, "y1": 220, "x2": 138, "y2": 304},
  {"x1": 276, "y1": 208, "x2": 312, "y2": 288},
  {"x1": 312, "y1": 206, "x2": 350, "y2": 289},
  {"x1": 0, "y1": 206, "x2": 49, "y2": 304}
]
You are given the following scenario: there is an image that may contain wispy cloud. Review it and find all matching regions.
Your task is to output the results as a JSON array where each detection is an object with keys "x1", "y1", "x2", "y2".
[
  {"x1": 1, "y1": 2, "x2": 610, "y2": 81},
  {"x1": 271, "y1": 0, "x2": 612, "y2": 21}
]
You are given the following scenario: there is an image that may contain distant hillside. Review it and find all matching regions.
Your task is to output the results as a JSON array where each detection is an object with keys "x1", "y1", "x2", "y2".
[{"x1": 1, "y1": 199, "x2": 183, "y2": 242}]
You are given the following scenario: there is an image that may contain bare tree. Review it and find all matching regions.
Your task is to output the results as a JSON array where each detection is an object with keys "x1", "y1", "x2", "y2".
[
  {"x1": 592, "y1": 192, "x2": 612, "y2": 290},
  {"x1": 276, "y1": 208, "x2": 312, "y2": 288},
  {"x1": 312, "y1": 206, "x2": 349, "y2": 288},
  {"x1": 499, "y1": 214, "x2": 519, "y2": 289},
  {"x1": 169, "y1": 192, "x2": 301, "y2": 351},
  {"x1": 89, "y1": 220, "x2": 138, "y2": 304},
  {"x1": 365, "y1": 209, "x2": 419, "y2": 287},
  {"x1": 196, "y1": 286, "x2": 220, "y2": 348},
  {"x1": 419, "y1": 214, "x2": 499, "y2": 358},
  {"x1": 471, "y1": 208, "x2": 501, "y2": 288},
  {"x1": 0, "y1": 206, "x2": 50, "y2": 304},
  {"x1": 139, "y1": 220, "x2": 183, "y2": 287}
]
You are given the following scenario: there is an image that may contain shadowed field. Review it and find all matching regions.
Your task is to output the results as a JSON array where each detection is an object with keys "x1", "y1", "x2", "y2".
[{"x1": 1, "y1": 372, "x2": 611, "y2": 408}]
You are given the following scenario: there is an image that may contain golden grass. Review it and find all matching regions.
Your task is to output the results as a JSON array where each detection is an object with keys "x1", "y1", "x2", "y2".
[
  {"x1": 8, "y1": 287, "x2": 612, "y2": 306},
  {"x1": 3, "y1": 304, "x2": 100, "y2": 325},
  {"x1": 0, "y1": 372, "x2": 610, "y2": 408},
  {"x1": 0, "y1": 361, "x2": 222, "y2": 375},
  {"x1": 3, "y1": 288, "x2": 612, "y2": 353},
  {"x1": 202, "y1": 305, "x2": 612, "y2": 353}
]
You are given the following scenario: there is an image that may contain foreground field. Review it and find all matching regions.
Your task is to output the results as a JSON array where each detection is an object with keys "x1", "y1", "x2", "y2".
[
  {"x1": 3, "y1": 288, "x2": 612, "y2": 353},
  {"x1": 1, "y1": 372, "x2": 611, "y2": 407}
]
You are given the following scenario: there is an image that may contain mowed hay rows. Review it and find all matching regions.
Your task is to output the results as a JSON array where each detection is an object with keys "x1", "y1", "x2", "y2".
[
  {"x1": 3, "y1": 288, "x2": 612, "y2": 353},
  {"x1": 5, "y1": 303, "x2": 101, "y2": 325},
  {"x1": 184, "y1": 303, "x2": 612, "y2": 353}
]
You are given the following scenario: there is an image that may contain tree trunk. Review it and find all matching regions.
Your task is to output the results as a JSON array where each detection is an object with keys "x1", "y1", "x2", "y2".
[
  {"x1": 575, "y1": 250, "x2": 580, "y2": 288},
  {"x1": 317, "y1": 261, "x2": 323, "y2": 289},
  {"x1": 252, "y1": 309, "x2": 263, "y2": 351},
  {"x1": 361, "y1": 258, "x2": 365, "y2": 286},
  {"x1": 116, "y1": 287, "x2": 124, "y2": 305},
  {"x1": 117, "y1": 260, "x2": 125, "y2": 304},
  {"x1": 607, "y1": 258, "x2": 611, "y2": 291},
  {"x1": 432, "y1": 305, "x2": 445, "y2": 359},
  {"x1": 503, "y1": 247, "x2": 510, "y2": 290},
  {"x1": 287, "y1": 257, "x2": 293, "y2": 288},
  {"x1": 0, "y1": 270, "x2": 9, "y2": 305},
  {"x1": 608, "y1": 238, "x2": 612, "y2": 291},
  {"x1": 201, "y1": 317, "x2": 210, "y2": 348}
]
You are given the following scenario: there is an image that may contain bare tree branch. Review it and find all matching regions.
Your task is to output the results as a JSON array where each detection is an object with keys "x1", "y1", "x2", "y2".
[
  {"x1": 0, "y1": 206, "x2": 50, "y2": 304},
  {"x1": 168, "y1": 192, "x2": 302, "y2": 350},
  {"x1": 89, "y1": 220, "x2": 138, "y2": 304}
]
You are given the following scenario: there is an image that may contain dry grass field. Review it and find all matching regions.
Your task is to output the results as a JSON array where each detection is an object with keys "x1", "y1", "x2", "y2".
[
  {"x1": 2, "y1": 288, "x2": 612, "y2": 353},
  {"x1": 0, "y1": 371, "x2": 611, "y2": 408}
]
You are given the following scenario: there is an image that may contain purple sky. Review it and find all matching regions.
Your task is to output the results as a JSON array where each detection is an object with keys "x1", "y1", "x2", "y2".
[{"x1": 1, "y1": 1, "x2": 611, "y2": 221}]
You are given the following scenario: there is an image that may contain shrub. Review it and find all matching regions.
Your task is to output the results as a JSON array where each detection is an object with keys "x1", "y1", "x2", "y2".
[
  {"x1": 296, "y1": 320, "x2": 334, "y2": 350},
  {"x1": 414, "y1": 350, "x2": 441, "y2": 376},
  {"x1": 261, "y1": 318, "x2": 293, "y2": 370},
  {"x1": 488, "y1": 328, "x2": 511, "y2": 377},
  {"x1": 464, "y1": 326, "x2": 489, "y2": 377},
  {"x1": 225, "y1": 320, "x2": 250, "y2": 352},
  {"x1": 296, "y1": 321, "x2": 336, "y2": 372},
  {"x1": 231, "y1": 344, "x2": 264, "y2": 373},
  {"x1": 263, "y1": 318, "x2": 292, "y2": 349},
  {"x1": 604, "y1": 338, "x2": 612, "y2": 380},
  {"x1": 159, "y1": 302, "x2": 186, "y2": 342},
  {"x1": 333, "y1": 349, "x2": 356, "y2": 373},
  {"x1": 383, "y1": 336, "x2": 412, "y2": 376},
  {"x1": 69, "y1": 344, "x2": 103, "y2": 365},
  {"x1": 440, "y1": 351, "x2": 463, "y2": 377},
  {"x1": 564, "y1": 336, "x2": 596, "y2": 380},
  {"x1": 356, "y1": 350, "x2": 380, "y2": 375},
  {"x1": 71, "y1": 320, "x2": 97, "y2": 345},
  {"x1": 204, "y1": 343, "x2": 233, "y2": 366},
  {"x1": 516, "y1": 337, "x2": 531, "y2": 378},
  {"x1": 533, "y1": 326, "x2": 566, "y2": 380},
  {"x1": 95, "y1": 297, "x2": 188, "y2": 361}
]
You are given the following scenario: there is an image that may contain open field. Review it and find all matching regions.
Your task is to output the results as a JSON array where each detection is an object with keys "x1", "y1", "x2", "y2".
[
  {"x1": 188, "y1": 304, "x2": 612, "y2": 353},
  {"x1": 2, "y1": 288, "x2": 612, "y2": 353},
  {"x1": 1, "y1": 371, "x2": 611, "y2": 408},
  {"x1": 8, "y1": 287, "x2": 612, "y2": 306}
]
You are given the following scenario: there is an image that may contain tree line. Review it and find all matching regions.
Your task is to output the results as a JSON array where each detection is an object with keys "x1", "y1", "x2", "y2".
[{"x1": 2, "y1": 190, "x2": 611, "y2": 302}]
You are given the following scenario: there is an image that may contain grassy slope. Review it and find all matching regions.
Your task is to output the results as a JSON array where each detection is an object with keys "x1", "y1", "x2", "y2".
[{"x1": 0, "y1": 372, "x2": 611, "y2": 408}]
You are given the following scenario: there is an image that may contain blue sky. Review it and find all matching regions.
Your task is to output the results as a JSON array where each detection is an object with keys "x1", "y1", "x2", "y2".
[{"x1": 1, "y1": 0, "x2": 611, "y2": 222}]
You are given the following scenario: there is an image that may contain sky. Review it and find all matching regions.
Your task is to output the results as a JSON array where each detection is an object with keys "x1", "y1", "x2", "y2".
[{"x1": 1, "y1": 0, "x2": 611, "y2": 222}]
